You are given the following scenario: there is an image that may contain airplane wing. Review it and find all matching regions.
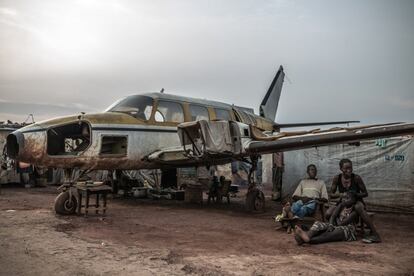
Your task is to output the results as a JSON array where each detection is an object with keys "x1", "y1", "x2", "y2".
[
  {"x1": 245, "y1": 123, "x2": 414, "y2": 155},
  {"x1": 145, "y1": 120, "x2": 414, "y2": 166}
]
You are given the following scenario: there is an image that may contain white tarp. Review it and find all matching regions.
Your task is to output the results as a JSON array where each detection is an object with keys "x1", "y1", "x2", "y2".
[
  {"x1": 282, "y1": 136, "x2": 414, "y2": 213},
  {"x1": 178, "y1": 120, "x2": 233, "y2": 154}
]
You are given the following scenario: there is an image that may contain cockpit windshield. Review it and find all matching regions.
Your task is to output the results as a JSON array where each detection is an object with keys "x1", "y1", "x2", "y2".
[{"x1": 105, "y1": 95, "x2": 154, "y2": 121}]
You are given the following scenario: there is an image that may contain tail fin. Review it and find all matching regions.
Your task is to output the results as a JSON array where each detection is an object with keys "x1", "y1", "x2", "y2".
[{"x1": 260, "y1": 65, "x2": 285, "y2": 121}]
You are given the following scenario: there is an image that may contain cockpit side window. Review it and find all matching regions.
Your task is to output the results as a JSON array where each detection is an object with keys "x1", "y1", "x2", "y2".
[
  {"x1": 155, "y1": 100, "x2": 184, "y2": 123},
  {"x1": 189, "y1": 105, "x2": 209, "y2": 121},
  {"x1": 214, "y1": 108, "x2": 231, "y2": 121},
  {"x1": 105, "y1": 96, "x2": 153, "y2": 121}
]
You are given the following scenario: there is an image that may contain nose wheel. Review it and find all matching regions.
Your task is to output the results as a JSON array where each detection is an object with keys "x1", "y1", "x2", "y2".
[
  {"x1": 54, "y1": 190, "x2": 78, "y2": 215},
  {"x1": 54, "y1": 168, "x2": 84, "y2": 215}
]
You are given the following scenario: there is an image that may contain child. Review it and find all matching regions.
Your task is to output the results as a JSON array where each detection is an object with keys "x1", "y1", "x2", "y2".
[{"x1": 275, "y1": 198, "x2": 297, "y2": 233}]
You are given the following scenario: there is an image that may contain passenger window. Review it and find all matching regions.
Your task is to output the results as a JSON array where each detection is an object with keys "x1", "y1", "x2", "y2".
[
  {"x1": 190, "y1": 105, "x2": 209, "y2": 121},
  {"x1": 154, "y1": 110, "x2": 165, "y2": 122},
  {"x1": 214, "y1": 108, "x2": 231, "y2": 121},
  {"x1": 155, "y1": 101, "x2": 184, "y2": 123}
]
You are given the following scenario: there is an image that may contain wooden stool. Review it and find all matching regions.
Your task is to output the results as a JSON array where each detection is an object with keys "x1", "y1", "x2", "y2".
[{"x1": 76, "y1": 184, "x2": 112, "y2": 217}]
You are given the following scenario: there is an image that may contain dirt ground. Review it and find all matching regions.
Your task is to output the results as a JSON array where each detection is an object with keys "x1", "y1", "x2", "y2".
[{"x1": 0, "y1": 185, "x2": 413, "y2": 275}]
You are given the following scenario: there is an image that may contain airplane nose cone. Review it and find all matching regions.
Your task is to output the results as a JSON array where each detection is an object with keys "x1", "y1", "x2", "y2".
[{"x1": 6, "y1": 131, "x2": 24, "y2": 159}]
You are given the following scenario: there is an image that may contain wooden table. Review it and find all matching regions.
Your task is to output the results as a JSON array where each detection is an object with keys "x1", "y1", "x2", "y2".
[{"x1": 76, "y1": 184, "x2": 112, "y2": 217}]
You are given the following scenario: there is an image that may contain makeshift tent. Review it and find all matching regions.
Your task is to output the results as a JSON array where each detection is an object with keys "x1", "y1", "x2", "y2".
[{"x1": 282, "y1": 136, "x2": 414, "y2": 213}]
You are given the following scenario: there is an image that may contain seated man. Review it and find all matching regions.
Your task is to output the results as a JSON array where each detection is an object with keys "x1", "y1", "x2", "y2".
[
  {"x1": 290, "y1": 164, "x2": 328, "y2": 218},
  {"x1": 294, "y1": 191, "x2": 358, "y2": 245},
  {"x1": 328, "y1": 158, "x2": 381, "y2": 243}
]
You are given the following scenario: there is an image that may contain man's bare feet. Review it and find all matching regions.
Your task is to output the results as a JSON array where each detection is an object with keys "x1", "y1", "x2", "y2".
[
  {"x1": 294, "y1": 225, "x2": 310, "y2": 243},
  {"x1": 294, "y1": 233, "x2": 304, "y2": 245}
]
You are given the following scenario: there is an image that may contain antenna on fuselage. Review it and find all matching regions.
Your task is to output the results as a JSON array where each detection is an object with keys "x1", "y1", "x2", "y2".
[{"x1": 160, "y1": 88, "x2": 165, "y2": 93}]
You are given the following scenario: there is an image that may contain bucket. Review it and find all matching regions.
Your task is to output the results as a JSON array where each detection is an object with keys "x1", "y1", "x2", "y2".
[{"x1": 184, "y1": 183, "x2": 203, "y2": 204}]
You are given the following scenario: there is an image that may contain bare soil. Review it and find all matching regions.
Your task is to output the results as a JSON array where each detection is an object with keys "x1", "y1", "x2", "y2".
[{"x1": 0, "y1": 185, "x2": 413, "y2": 275}]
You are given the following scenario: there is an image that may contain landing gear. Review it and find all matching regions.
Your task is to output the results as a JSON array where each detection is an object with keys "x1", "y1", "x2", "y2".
[
  {"x1": 54, "y1": 168, "x2": 77, "y2": 215},
  {"x1": 245, "y1": 155, "x2": 265, "y2": 213},
  {"x1": 54, "y1": 190, "x2": 78, "y2": 215},
  {"x1": 246, "y1": 188, "x2": 265, "y2": 212}
]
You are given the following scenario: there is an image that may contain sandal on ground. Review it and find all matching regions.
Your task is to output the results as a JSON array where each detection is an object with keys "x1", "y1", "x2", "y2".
[{"x1": 362, "y1": 234, "x2": 382, "y2": 243}]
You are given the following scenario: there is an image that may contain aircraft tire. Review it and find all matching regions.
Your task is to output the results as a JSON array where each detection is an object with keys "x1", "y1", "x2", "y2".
[
  {"x1": 245, "y1": 188, "x2": 265, "y2": 213},
  {"x1": 54, "y1": 191, "x2": 78, "y2": 215}
]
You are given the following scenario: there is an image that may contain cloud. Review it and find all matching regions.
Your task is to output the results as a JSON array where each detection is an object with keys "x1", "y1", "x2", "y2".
[
  {"x1": 75, "y1": 0, "x2": 132, "y2": 14},
  {"x1": 0, "y1": 100, "x2": 99, "y2": 123},
  {"x1": 0, "y1": 7, "x2": 17, "y2": 16},
  {"x1": 391, "y1": 98, "x2": 414, "y2": 109},
  {"x1": 0, "y1": 0, "x2": 413, "y2": 124},
  {"x1": 0, "y1": 6, "x2": 44, "y2": 39}
]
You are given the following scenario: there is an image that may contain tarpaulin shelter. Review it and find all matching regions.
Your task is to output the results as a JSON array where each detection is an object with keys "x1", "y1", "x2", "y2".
[{"x1": 282, "y1": 136, "x2": 414, "y2": 213}]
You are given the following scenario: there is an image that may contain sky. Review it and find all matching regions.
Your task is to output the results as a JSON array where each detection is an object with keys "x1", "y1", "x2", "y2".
[{"x1": 0, "y1": 0, "x2": 413, "y2": 124}]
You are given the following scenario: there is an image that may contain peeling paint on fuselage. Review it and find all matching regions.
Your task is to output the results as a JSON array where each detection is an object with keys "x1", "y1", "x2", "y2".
[
  {"x1": 15, "y1": 118, "x2": 181, "y2": 170},
  {"x1": 11, "y1": 93, "x2": 275, "y2": 170}
]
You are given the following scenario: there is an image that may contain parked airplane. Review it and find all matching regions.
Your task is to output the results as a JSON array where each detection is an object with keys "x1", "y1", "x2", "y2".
[{"x1": 6, "y1": 66, "x2": 414, "y2": 213}]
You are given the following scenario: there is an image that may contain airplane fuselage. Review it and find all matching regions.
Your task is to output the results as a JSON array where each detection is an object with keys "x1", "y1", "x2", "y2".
[{"x1": 7, "y1": 92, "x2": 275, "y2": 170}]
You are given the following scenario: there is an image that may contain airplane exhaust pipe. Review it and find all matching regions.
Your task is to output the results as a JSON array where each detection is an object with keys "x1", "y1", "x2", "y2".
[{"x1": 6, "y1": 132, "x2": 24, "y2": 159}]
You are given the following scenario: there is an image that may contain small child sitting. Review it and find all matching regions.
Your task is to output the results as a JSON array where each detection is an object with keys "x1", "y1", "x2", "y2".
[{"x1": 275, "y1": 198, "x2": 297, "y2": 233}]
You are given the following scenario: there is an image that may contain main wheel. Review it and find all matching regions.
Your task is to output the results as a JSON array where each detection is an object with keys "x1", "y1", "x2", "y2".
[
  {"x1": 54, "y1": 191, "x2": 78, "y2": 215},
  {"x1": 246, "y1": 188, "x2": 265, "y2": 213}
]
